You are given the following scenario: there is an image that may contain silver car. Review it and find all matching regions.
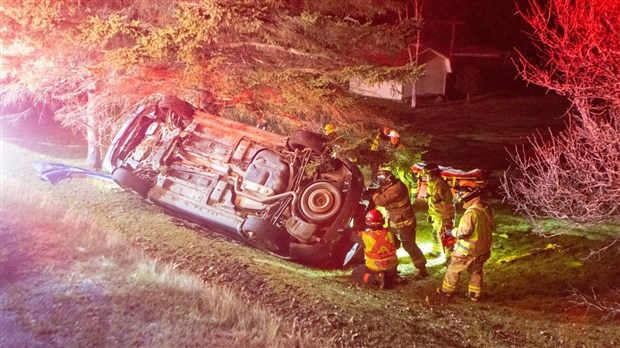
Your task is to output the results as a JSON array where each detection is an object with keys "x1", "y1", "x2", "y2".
[{"x1": 104, "y1": 96, "x2": 364, "y2": 267}]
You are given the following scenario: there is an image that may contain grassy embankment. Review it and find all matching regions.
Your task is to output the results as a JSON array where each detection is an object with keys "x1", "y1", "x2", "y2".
[
  {"x1": 1, "y1": 94, "x2": 619, "y2": 347},
  {"x1": 0, "y1": 143, "x2": 330, "y2": 347}
]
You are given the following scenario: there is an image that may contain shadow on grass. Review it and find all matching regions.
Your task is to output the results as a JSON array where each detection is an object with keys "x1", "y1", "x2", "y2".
[{"x1": 1, "y1": 116, "x2": 86, "y2": 161}]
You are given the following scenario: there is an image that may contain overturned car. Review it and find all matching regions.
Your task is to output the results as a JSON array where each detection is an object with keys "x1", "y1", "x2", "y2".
[{"x1": 104, "y1": 96, "x2": 364, "y2": 267}]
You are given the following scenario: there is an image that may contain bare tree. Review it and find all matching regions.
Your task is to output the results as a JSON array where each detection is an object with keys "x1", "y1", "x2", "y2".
[
  {"x1": 502, "y1": 0, "x2": 620, "y2": 226},
  {"x1": 568, "y1": 285, "x2": 620, "y2": 319}
]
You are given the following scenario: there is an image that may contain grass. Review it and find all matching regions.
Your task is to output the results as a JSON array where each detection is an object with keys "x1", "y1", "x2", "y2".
[
  {"x1": 372, "y1": 93, "x2": 570, "y2": 172},
  {"x1": 0, "y1": 174, "x2": 330, "y2": 347},
  {"x1": 2, "y1": 94, "x2": 620, "y2": 347}
]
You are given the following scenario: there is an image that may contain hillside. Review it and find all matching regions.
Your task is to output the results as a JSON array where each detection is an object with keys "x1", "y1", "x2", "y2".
[{"x1": 1, "y1": 95, "x2": 619, "y2": 347}]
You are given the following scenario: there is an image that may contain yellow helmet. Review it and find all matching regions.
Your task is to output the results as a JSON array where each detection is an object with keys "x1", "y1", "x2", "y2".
[{"x1": 323, "y1": 123, "x2": 336, "y2": 135}]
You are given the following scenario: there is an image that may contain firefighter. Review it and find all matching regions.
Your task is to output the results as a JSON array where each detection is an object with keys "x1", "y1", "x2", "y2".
[
  {"x1": 351, "y1": 209, "x2": 400, "y2": 289},
  {"x1": 437, "y1": 186, "x2": 494, "y2": 302},
  {"x1": 370, "y1": 127, "x2": 416, "y2": 186},
  {"x1": 422, "y1": 163, "x2": 455, "y2": 259},
  {"x1": 370, "y1": 126, "x2": 392, "y2": 150},
  {"x1": 369, "y1": 126, "x2": 392, "y2": 181},
  {"x1": 388, "y1": 130, "x2": 405, "y2": 149},
  {"x1": 371, "y1": 170, "x2": 428, "y2": 280}
]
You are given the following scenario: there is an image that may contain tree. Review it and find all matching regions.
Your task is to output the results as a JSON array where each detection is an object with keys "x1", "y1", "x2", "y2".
[
  {"x1": 454, "y1": 64, "x2": 480, "y2": 103},
  {"x1": 1, "y1": 0, "x2": 426, "y2": 170},
  {"x1": 502, "y1": 0, "x2": 620, "y2": 226}
]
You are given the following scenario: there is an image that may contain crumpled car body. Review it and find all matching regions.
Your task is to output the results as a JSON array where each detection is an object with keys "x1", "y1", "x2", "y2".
[
  {"x1": 104, "y1": 96, "x2": 364, "y2": 267},
  {"x1": 33, "y1": 161, "x2": 115, "y2": 185}
]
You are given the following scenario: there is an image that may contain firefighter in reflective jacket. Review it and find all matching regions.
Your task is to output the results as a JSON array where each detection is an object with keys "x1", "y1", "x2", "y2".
[
  {"x1": 352, "y1": 209, "x2": 399, "y2": 288},
  {"x1": 438, "y1": 186, "x2": 494, "y2": 302},
  {"x1": 372, "y1": 170, "x2": 429, "y2": 280},
  {"x1": 423, "y1": 163, "x2": 456, "y2": 258}
]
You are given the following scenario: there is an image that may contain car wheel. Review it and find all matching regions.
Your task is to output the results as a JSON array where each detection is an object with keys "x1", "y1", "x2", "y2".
[
  {"x1": 242, "y1": 217, "x2": 290, "y2": 257},
  {"x1": 112, "y1": 167, "x2": 151, "y2": 198},
  {"x1": 287, "y1": 130, "x2": 327, "y2": 153},
  {"x1": 289, "y1": 242, "x2": 335, "y2": 268},
  {"x1": 331, "y1": 237, "x2": 365, "y2": 268},
  {"x1": 299, "y1": 181, "x2": 342, "y2": 224},
  {"x1": 159, "y1": 95, "x2": 195, "y2": 119}
]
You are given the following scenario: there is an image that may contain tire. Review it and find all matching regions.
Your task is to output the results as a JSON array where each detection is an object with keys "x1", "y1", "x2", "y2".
[
  {"x1": 197, "y1": 91, "x2": 222, "y2": 115},
  {"x1": 351, "y1": 203, "x2": 370, "y2": 233},
  {"x1": 288, "y1": 130, "x2": 327, "y2": 153},
  {"x1": 289, "y1": 242, "x2": 335, "y2": 269},
  {"x1": 331, "y1": 238, "x2": 365, "y2": 268},
  {"x1": 112, "y1": 167, "x2": 151, "y2": 198},
  {"x1": 289, "y1": 235, "x2": 363, "y2": 269},
  {"x1": 159, "y1": 95, "x2": 195, "y2": 119},
  {"x1": 242, "y1": 217, "x2": 290, "y2": 257},
  {"x1": 299, "y1": 181, "x2": 343, "y2": 224}
]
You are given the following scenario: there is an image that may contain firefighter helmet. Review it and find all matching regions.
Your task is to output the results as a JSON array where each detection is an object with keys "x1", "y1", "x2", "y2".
[
  {"x1": 376, "y1": 169, "x2": 395, "y2": 187},
  {"x1": 454, "y1": 186, "x2": 481, "y2": 204},
  {"x1": 389, "y1": 130, "x2": 401, "y2": 146},
  {"x1": 365, "y1": 209, "x2": 385, "y2": 227},
  {"x1": 323, "y1": 123, "x2": 336, "y2": 135},
  {"x1": 422, "y1": 162, "x2": 440, "y2": 176}
]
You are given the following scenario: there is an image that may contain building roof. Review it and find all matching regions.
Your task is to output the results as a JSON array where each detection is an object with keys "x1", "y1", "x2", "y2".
[{"x1": 418, "y1": 48, "x2": 452, "y2": 73}]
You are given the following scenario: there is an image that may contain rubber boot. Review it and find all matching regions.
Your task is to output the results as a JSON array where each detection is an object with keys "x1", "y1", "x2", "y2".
[
  {"x1": 377, "y1": 272, "x2": 386, "y2": 289},
  {"x1": 413, "y1": 267, "x2": 429, "y2": 280}
]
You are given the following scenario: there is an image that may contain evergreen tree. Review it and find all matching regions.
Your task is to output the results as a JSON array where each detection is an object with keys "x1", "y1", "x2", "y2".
[{"x1": 1, "y1": 0, "x2": 426, "y2": 170}]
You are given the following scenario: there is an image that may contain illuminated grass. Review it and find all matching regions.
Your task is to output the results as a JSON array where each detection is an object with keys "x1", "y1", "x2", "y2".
[
  {"x1": 0, "y1": 180, "x2": 328, "y2": 347},
  {"x1": 2, "y1": 90, "x2": 619, "y2": 348}
]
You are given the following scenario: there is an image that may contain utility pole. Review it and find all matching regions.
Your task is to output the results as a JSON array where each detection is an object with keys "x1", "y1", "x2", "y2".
[{"x1": 448, "y1": 18, "x2": 464, "y2": 61}]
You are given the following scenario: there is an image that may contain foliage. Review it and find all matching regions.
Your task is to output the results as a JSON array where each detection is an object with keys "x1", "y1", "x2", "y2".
[
  {"x1": 502, "y1": 0, "x2": 620, "y2": 226},
  {"x1": 1, "y1": 0, "x2": 428, "y2": 170}
]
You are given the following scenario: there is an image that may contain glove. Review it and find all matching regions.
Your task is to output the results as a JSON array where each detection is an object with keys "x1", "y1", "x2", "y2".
[
  {"x1": 427, "y1": 216, "x2": 433, "y2": 223},
  {"x1": 362, "y1": 188, "x2": 377, "y2": 200}
]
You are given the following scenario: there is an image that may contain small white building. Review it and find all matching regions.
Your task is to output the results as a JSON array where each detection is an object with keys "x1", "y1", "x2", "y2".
[
  {"x1": 349, "y1": 77, "x2": 412, "y2": 101},
  {"x1": 415, "y1": 48, "x2": 451, "y2": 96},
  {"x1": 349, "y1": 48, "x2": 451, "y2": 102}
]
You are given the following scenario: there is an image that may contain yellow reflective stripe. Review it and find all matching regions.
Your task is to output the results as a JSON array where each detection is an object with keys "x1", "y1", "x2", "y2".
[
  {"x1": 386, "y1": 197, "x2": 410, "y2": 209},
  {"x1": 467, "y1": 285, "x2": 482, "y2": 297},
  {"x1": 370, "y1": 134, "x2": 380, "y2": 151},
  {"x1": 431, "y1": 203, "x2": 455, "y2": 216},
  {"x1": 456, "y1": 240, "x2": 472, "y2": 255},
  {"x1": 468, "y1": 285, "x2": 481, "y2": 292},
  {"x1": 391, "y1": 216, "x2": 415, "y2": 228},
  {"x1": 366, "y1": 256, "x2": 398, "y2": 271},
  {"x1": 365, "y1": 251, "x2": 396, "y2": 259},
  {"x1": 442, "y1": 279, "x2": 456, "y2": 291}
]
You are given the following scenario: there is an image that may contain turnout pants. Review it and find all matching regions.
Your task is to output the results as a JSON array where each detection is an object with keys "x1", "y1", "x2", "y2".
[
  {"x1": 431, "y1": 217, "x2": 453, "y2": 256},
  {"x1": 441, "y1": 252, "x2": 490, "y2": 299},
  {"x1": 351, "y1": 265, "x2": 399, "y2": 288},
  {"x1": 393, "y1": 225, "x2": 426, "y2": 271}
]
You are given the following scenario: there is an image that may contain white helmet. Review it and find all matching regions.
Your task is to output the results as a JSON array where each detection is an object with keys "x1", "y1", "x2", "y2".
[{"x1": 454, "y1": 186, "x2": 481, "y2": 204}]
